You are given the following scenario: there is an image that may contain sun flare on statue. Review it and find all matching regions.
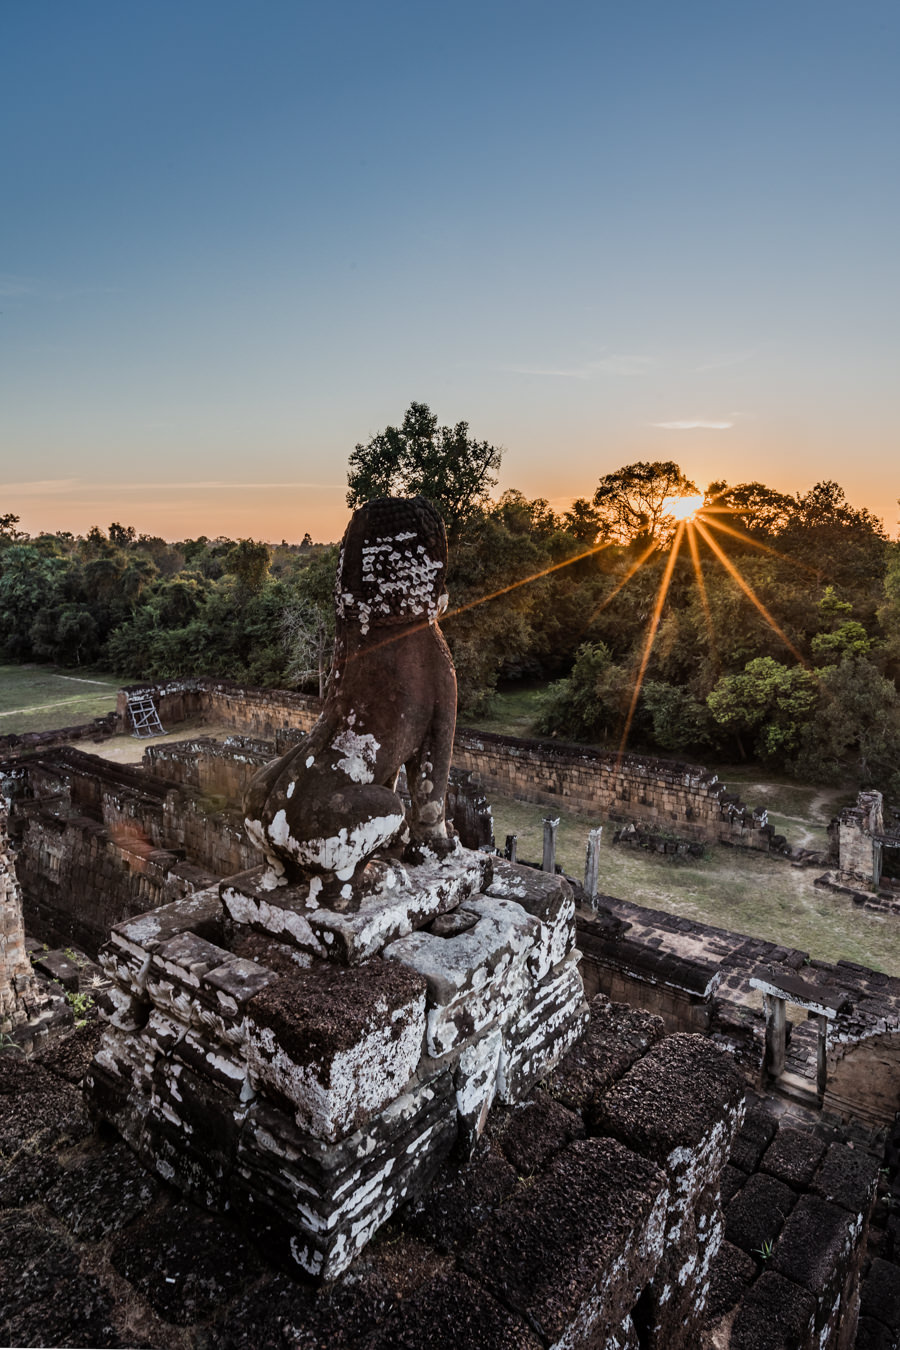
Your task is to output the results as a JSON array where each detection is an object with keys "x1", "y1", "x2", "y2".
[{"x1": 661, "y1": 492, "x2": 706, "y2": 522}]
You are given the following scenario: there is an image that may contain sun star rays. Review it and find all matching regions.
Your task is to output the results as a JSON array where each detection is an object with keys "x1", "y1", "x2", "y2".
[{"x1": 356, "y1": 492, "x2": 815, "y2": 765}]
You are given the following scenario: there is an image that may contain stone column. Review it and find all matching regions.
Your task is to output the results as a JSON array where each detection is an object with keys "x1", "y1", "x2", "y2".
[
  {"x1": 583, "y1": 827, "x2": 602, "y2": 898},
  {"x1": 816, "y1": 1014, "x2": 828, "y2": 1098},
  {"x1": 762, "y1": 993, "x2": 786, "y2": 1079},
  {"x1": 0, "y1": 802, "x2": 35, "y2": 1034},
  {"x1": 505, "y1": 834, "x2": 517, "y2": 863},
  {"x1": 542, "y1": 817, "x2": 559, "y2": 874}
]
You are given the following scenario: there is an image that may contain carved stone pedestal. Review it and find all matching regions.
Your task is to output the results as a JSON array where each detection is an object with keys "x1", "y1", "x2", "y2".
[{"x1": 88, "y1": 849, "x2": 588, "y2": 1279}]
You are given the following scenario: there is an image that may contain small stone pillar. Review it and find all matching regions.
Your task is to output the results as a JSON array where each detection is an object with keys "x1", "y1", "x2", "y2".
[
  {"x1": 505, "y1": 834, "x2": 517, "y2": 863},
  {"x1": 816, "y1": 1014, "x2": 828, "y2": 1098},
  {"x1": 762, "y1": 993, "x2": 787, "y2": 1079},
  {"x1": 583, "y1": 827, "x2": 602, "y2": 897},
  {"x1": 542, "y1": 817, "x2": 559, "y2": 874}
]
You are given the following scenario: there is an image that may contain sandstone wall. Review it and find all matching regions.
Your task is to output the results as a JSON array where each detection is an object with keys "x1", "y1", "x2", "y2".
[
  {"x1": 116, "y1": 678, "x2": 320, "y2": 741},
  {"x1": 0, "y1": 712, "x2": 117, "y2": 762},
  {"x1": 825, "y1": 1028, "x2": 900, "y2": 1129},
  {"x1": 16, "y1": 811, "x2": 192, "y2": 951},
  {"x1": 4, "y1": 749, "x2": 261, "y2": 954},
  {"x1": 576, "y1": 922, "x2": 719, "y2": 1035},
  {"x1": 143, "y1": 736, "x2": 271, "y2": 801},
  {"x1": 452, "y1": 728, "x2": 773, "y2": 848},
  {"x1": 119, "y1": 680, "x2": 772, "y2": 850},
  {"x1": 0, "y1": 803, "x2": 35, "y2": 1032}
]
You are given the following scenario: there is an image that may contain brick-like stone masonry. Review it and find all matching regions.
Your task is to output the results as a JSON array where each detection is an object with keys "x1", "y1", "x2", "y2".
[
  {"x1": 0, "y1": 799, "x2": 36, "y2": 1034},
  {"x1": 0, "y1": 798, "x2": 68, "y2": 1049},
  {"x1": 108, "y1": 678, "x2": 772, "y2": 851},
  {"x1": 88, "y1": 850, "x2": 588, "y2": 1280}
]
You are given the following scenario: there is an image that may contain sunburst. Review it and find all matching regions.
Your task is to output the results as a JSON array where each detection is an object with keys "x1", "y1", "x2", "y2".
[{"x1": 363, "y1": 488, "x2": 814, "y2": 764}]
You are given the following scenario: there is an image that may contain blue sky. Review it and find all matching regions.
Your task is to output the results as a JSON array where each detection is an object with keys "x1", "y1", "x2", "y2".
[{"x1": 2, "y1": 1, "x2": 898, "y2": 540}]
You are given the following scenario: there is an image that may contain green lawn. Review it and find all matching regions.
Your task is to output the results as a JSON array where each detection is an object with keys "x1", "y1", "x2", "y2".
[
  {"x1": 0, "y1": 664, "x2": 120, "y2": 735},
  {"x1": 488, "y1": 792, "x2": 899, "y2": 976},
  {"x1": 461, "y1": 685, "x2": 547, "y2": 738}
]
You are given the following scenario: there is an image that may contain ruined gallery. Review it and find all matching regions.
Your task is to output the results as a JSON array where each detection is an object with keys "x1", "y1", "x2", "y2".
[{"x1": 2, "y1": 499, "x2": 900, "y2": 1350}]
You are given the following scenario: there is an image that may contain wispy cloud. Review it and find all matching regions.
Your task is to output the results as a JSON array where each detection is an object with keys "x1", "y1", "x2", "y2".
[
  {"x1": 692, "y1": 350, "x2": 756, "y2": 373},
  {"x1": 503, "y1": 353, "x2": 653, "y2": 380},
  {"x1": 0, "y1": 479, "x2": 81, "y2": 496},
  {"x1": 1, "y1": 479, "x2": 345, "y2": 495},
  {"x1": 0, "y1": 274, "x2": 42, "y2": 299},
  {"x1": 652, "y1": 420, "x2": 734, "y2": 431}
]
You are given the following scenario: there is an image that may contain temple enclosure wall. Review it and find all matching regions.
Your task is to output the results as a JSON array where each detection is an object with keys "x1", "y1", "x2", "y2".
[
  {"x1": 2, "y1": 747, "x2": 260, "y2": 952},
  {"x1": 452, "y1": 727, "x2": 773, "y2": 849},
  {"x1": 119, "y1": 678, "x2": 774, "y2": 850},
  {"x1": 116, "y1": 678, "x2": 321, "y2": 742}
]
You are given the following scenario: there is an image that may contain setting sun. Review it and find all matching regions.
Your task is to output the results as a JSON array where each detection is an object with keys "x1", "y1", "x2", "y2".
[{"x1": 661, "y1": 493, "x2": 706, "y2": 522}]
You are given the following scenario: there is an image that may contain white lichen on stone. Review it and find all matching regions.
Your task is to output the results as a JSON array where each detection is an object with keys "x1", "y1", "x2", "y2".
[{"x1": 331, "y1": 727, "x2": 380, "y2": 784}]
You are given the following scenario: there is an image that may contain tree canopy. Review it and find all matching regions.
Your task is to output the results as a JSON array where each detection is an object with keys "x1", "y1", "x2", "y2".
[
  {"x1": 592, "y1": 461, "x2": 698, "y2": 544},
  {"x1": 2, "y1": 451, "x2": 897, "y2": 798},
  {"x1": 346, "y1": 401, "x2": 502, "y2": 540}
]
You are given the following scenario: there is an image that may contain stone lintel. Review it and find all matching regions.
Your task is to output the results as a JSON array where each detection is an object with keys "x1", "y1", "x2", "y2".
[
  {"x1": 592, "y1": 934, "x2": 721, "y2": 998},
  {"x1": 749, "y1": 971, "x2": 849, "y2": 1018}
]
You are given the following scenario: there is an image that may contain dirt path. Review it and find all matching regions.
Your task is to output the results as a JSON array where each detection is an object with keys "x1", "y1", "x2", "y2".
[
  {"x1": 0, "y1": 696, "x2": 95, "y2": 718},
  {"x1": 55, "y1": 674, "x2": 118, "y2": 688},
  {"x1": 79, "y1": 723, "x2": 238, "y2": 765}
]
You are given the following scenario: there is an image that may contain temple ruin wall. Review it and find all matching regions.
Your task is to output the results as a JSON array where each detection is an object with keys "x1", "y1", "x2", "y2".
[
  {"x1": 452, "y1": 728, "x2": 773, "y2": 849},
  {"x1": 120, "y1": 679, "x2": 773, "y2": 850},
  {"x1": 3, "y1": 748, "x2": 260, "y2": 952},
  {"x1": 117, "y1": 678, "x2": 320, "y2": 742}
]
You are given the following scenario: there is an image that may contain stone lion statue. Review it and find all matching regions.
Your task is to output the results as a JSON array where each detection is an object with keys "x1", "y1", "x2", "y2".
[{"x1": 244, "y1": 496, "x2": 457, "y2": 887}]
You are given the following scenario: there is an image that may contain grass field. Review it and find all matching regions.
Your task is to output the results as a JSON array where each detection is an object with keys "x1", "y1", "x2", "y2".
[
  {"x1": 468, "y1": 687, "x2": 888, "y2": 973},
  {"x1": 0, "y1": 664, "x2": 120, "y2": 735},
  {"x1": 489, "y1": 792, "x2": 899, "y2": 975}
]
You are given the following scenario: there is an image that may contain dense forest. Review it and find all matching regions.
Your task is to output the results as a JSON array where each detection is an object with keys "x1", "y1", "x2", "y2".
[{"x1": 2, "y1": 403, "x2": 899, "y2": 796}]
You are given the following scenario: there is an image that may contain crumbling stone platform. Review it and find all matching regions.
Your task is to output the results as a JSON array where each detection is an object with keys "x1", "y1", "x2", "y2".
[
  {"x1": 5, "y1": 982, "x2": 895, "y2": 1348},
  {"x1": 88, "y1": 850, "x2": 588, "y2": 1279},
  {"x1": 5, "y1": 991, "x2": 755, "y2": 1349}
]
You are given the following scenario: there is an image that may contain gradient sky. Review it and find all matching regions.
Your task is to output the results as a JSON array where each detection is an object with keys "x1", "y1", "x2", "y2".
[{"x1": 2, "y1": 1, "x2": 898, "y2": 543}]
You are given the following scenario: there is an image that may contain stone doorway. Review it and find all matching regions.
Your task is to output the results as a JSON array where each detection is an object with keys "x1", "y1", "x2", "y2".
[{"x1": 750, "y1": 971, "x2": 848, "y2": 1106}]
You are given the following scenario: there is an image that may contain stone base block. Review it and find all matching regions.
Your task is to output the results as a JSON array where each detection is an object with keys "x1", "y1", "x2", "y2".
[
  {"x1": 497, "y1": 954, "x2": 589, "y2": 1104},
  {"x1": 383, "y1": 893, "x2": 539, "y2": 1056},
  {"x1": 222, "y1": 851, "x2": 492, "y2": 964},
  {"x1": 244, "y1": 960, "x2": 427, "y2": 1142},
  {"x1": 235, "y1": 1071, "x2": 457, "y2": 1278},
  {"x1": 485, "y1": 860, "x2": 575, "y2": 972},
  {"x1": 90, "y1": 850, "x2": 587, "y2": 1281},
  {"x1": 461, "y1": 1137, "x2": 669, "y2": 1350}
]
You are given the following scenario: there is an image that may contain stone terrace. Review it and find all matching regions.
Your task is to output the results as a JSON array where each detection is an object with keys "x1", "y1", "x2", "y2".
[
  {"x1": 1, "y1": 995, "x2": 748, "y2": 1349},
  {"x1": 5, "y1": 989, "x2": 898, "y2": 1349}
]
